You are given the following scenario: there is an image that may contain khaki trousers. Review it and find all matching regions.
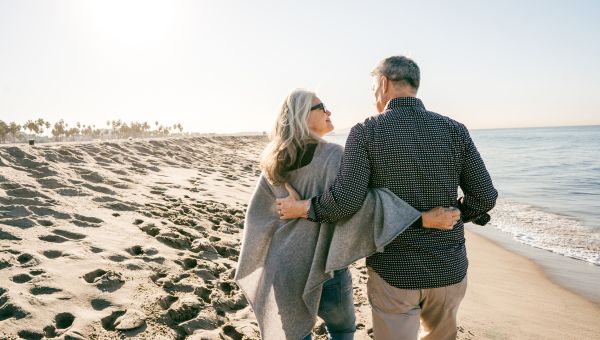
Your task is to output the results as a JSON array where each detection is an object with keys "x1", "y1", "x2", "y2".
[{"x1": 367, "y1": 268, "x2": 467, "y2": 340}]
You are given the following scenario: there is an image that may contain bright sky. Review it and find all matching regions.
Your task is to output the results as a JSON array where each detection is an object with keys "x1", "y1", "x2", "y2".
[{"x1": 1, "y1": 0, "x2": 599, "y2": 133}]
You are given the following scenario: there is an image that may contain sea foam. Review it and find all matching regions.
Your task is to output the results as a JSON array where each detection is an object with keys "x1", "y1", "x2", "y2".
[{"x1": 488, "y1": 198, "x2": 600, "y2": 265}]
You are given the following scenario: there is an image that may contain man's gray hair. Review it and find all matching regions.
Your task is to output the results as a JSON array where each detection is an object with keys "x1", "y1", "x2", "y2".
[{"x1": 371, "y1": 56, "x2": 420, "y2": 90}]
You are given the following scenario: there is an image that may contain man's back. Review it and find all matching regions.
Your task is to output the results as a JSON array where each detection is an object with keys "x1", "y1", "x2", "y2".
[
  {"x1": 366, "y1": 97, "x2": 465, "y2": 211},
  {"x1": 311, "y1": 97, "x2": 497, "y2": 289}
]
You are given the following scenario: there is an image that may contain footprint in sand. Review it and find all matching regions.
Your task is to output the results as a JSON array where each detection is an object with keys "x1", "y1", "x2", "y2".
[
  {"x1": 0, "y1": 228, "x2": 21, "y2": 241},
  {"x1": 54, "y1": 312, "x2": 75, "y2": 329},
  {"x1": 39, "y1": 234, "x2": 69, "y2": 243},
  {"x1": 29, "y1": 206, "x2": 71, "y2": 220},
  {"x1": 1, "y1": 218, "x2": 37, "y2": 229},
  {"x1": 55, "y1": 187, "x2": 88, "y2": 197},
  {"x1": 100, "y1": 310, "x2": 126, "y2": 331},
  {"x1": 81, "y1": 182, "x2": 116, "y2": 195},
  {"x1": 42, "y1": 312, "x2": 76, "y2": 338},
  {"x1": 125, "y1": 245, "x2": 145, "y2": 256},
  {"x1": 42, "y1": 250, "x2": 65, "y2": 259},
  {"x1": 0, "y1": 287, "x2": 28, "y2": 321},
  {"x1": 17, "y1": 253, "x2": 37, "y2": 267},
  {"x1": 71, "y1": 214, "x2": 104, "y2": 228},
  {"x1": 72, "y1": 168, "x2": 105, "y2": 184},
  {"x1": 0, "y1": 258, "x2": 12, "y2": 270},
  {"x1": 37, "y1": 219, "x2": 54, "y2": 227},
  {"x1": 91, "y1": 298, "x2": 112, "y2": 311},
  {"x1": 11, "y1": 273, "x2": 33, "y2": 284},
  {"x1": 17, "y1": 329, "x2": 44, "y2": 340},
  {"x1": 51, "y1": 229, "x2": 87, "y2": 240},
  {"x1": 73, "y1": 214, "x2": 103, "y2": 224},
  {"x1": 176, "y1": 257, "x2": 198, "y2": 270},
  {"x1": 1, "y1": 204, "x2": 30, "y2": 218},
  {"x1": 29, "y1": 269, "x2": 44, "y2": 276},
  {"x1": 35, "y1": 177, "x2": 68, "y2": 189},
  {"x1": 92, "y1": 196, "x2": 117, "y2": 203},
  {"x1": 103, "y1": 201, "x2": 138, "y2": 212},
  {"x1": 5, "y1": 186, "x2": 50, "y2": 200},
  {"x1": 107, "y1": 254, "x2": 128, "y2": 263},
  {"x1": 82, "y1": 269, "x2": 124, "y2": 292},
  {"x1": 109, "y1": 168, "x2": 129, "y2": 176},
  {"x1": 89, "y1": 246, "x2": 104, "y2": 253},
  {"x1": 30, "y1": 286, "x2": 62, "y2": 295}
]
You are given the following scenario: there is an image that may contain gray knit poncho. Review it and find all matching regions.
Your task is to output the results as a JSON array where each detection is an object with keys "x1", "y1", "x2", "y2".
[{"x1": 235, "y1": 142, "x2": 420, "y2": 339}]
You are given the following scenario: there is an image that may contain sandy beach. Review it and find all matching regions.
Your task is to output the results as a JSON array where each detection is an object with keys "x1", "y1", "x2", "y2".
[{"x1": 1, "y1": 136, "x2": 599, "y2": 339}]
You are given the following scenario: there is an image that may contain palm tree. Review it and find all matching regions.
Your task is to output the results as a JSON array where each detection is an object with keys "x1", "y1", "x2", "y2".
[
  {"x1": 52, "y1": 120, "x2": 66, "y2": 142},
  {"x1": 0, "y1": 120, "x2": 8, "y2": 143},
  {"x1": 75, "y1": 122, "x2": 81, "y2": 140},
  {"x1": 142, "y1": 122, "x2": 150, "y2": 136},
  {"x1": 24, "y1": 120, "x2": 38, "y2": 137},
  {"x1": 8, "y1": 122, "x2": 21, "y2": 142},
  {"x1": 35, "y1": 118, "x2": 49, "y2": 138},
  {"x1": 111, "y1": 120, "x2": 122, "y2": 138}
]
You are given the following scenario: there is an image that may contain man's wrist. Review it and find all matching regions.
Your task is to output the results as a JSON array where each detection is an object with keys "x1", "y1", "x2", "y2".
[
  {"x1": 421, "y1": 211, "x2": 430, "y2": 227},
  {"x1": 415, "y1": 214, "x2": 423, "y2": 228},
  {"x1": 306, "y1": 198, "x2": 318, "y2": 221}
]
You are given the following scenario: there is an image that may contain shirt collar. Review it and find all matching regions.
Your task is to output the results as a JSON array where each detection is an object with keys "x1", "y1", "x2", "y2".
[{"x1": 384, "y1": 97, "x2": 425, "y2": 111}]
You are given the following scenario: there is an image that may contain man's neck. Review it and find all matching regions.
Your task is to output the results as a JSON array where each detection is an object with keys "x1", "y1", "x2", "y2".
[
  {"x1": 384, "y1": 94, "x2": 416, "y2": 109},
  {"x1": 388, "y1": 91, "x2": 416, "y2": 100}
]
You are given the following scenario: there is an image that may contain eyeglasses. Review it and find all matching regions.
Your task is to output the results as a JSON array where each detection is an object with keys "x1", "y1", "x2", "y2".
[{"x1": 310, "y1": 103, "x2": 327, "y2": 112}]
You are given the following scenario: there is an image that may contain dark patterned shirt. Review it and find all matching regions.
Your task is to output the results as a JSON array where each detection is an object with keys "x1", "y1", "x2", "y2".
[{"x1": 308, "y1": 97, "x2": 498, "y2": 289}]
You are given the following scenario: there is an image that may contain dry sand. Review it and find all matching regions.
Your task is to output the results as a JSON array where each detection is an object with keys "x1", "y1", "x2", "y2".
[{"x1": 1, "y1": 136, "x2": 599, "y2": 339}]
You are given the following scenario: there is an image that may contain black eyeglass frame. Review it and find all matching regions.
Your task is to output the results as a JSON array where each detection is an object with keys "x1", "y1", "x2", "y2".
[{"x1": 310, "y1": 103, "x2": 326, "y2": 112}]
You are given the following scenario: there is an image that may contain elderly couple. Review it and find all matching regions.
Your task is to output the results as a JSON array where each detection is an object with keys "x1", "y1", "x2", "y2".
[{"x1": 235, "y1": 56, "x2": 497, "y2": 340}]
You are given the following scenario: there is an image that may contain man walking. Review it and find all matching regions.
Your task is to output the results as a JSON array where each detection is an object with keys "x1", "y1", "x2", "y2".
[{"x1": 277, "y1": 56, "x2": 498, "y2": 339}]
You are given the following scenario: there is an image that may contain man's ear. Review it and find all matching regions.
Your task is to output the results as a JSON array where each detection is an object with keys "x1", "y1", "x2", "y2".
[{"x1": 380, "y1": 76, "x2": 388, "y2": 94}]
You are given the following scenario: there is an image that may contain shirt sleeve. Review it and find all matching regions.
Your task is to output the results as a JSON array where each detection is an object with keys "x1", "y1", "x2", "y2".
[
  {"x1": 308, "y1": 124, "x2": 372, "y2": 223},
  {"x1": 458, "y1": 126, "x2": 498, "y2": 223}
]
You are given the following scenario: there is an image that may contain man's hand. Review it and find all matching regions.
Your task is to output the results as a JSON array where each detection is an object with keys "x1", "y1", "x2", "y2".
[
  {"x1": 422, "y1": 207, "x2": 460, "y2": 230},
  {"x1": 275, "y1": 183, "x2": 310, "y2": 219}
]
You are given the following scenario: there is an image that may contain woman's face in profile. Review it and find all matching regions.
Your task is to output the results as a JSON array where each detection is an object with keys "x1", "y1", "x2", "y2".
[{"x1": 307, "y1": 96, "x2": 334, "y2": 137}]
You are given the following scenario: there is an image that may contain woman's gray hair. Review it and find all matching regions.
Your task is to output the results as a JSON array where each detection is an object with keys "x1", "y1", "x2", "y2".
[
  {"x1": 261, "y1": 89, "x2": 321, "y2": 185},
  {"x1": 371, "y1": 56, "x2": 420, "y2": 90}
]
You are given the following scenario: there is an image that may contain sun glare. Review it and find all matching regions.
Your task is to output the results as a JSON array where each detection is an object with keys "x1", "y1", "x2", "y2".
[{"x1": 80, "y1": 0, "x2": 180, "y2": 46}]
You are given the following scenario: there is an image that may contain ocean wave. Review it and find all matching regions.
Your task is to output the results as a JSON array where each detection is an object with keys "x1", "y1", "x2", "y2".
[{"x1": 488, "y1": 198, "x2": 600, "y2": 265}]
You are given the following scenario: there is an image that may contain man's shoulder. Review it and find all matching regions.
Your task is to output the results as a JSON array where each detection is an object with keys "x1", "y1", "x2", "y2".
[
  {"x1": 355, "y1": 109, "x2": 468, "y2": 131},
  {"x1": 427, "y1": 110, "x2": 469, "y2": 131}
]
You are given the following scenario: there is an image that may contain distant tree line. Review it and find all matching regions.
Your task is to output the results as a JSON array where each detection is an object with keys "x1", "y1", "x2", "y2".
[{"x1": 0, "y1": 118, "x2": 184, "y2": 144}]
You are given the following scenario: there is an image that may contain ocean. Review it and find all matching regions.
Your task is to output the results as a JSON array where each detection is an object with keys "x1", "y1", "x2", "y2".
[{"x1": 325, "y1": 125, "x2": 600, "y2": 266}]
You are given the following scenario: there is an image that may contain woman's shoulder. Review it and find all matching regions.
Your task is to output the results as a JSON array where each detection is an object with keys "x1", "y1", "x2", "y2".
[
  {"x1": 316, "y1": 142, "x2": 344, "y2": 164},
  {"x1": 319, "y1": 141, "x2": 344, "y2": 155}
]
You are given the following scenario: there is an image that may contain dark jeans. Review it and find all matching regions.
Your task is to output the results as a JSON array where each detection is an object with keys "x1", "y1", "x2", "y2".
[{"x1": 304, "y1": 267, "x2": 356, "y2": 340}]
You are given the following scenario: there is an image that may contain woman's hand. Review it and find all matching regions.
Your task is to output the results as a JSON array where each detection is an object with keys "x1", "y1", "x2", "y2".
[
  {"x1": 422, "y1": 207, "x2": 461, "y2": 230},
  {"x1": 275, "y1": 183, "x2": 310, "y2": 219}
]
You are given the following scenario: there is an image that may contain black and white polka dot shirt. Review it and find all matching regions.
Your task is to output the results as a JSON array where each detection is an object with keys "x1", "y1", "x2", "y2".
[{"x1": 308, "y1": 97, "x2": 498, "y2": 289}]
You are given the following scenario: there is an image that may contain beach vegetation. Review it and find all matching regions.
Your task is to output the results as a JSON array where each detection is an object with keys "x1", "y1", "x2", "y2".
[{"x1": 0, "y1": 118, "x2": 184, "y2": 144}]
